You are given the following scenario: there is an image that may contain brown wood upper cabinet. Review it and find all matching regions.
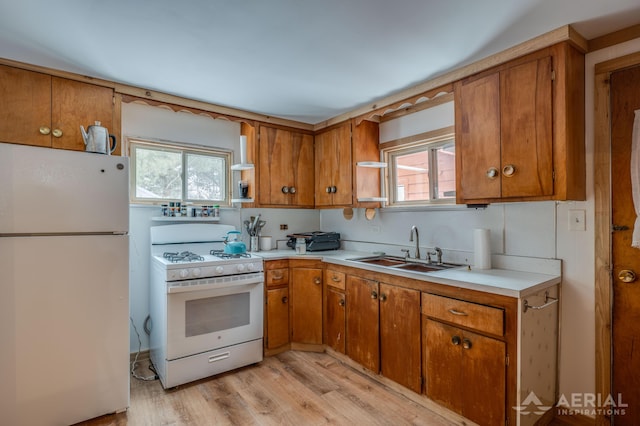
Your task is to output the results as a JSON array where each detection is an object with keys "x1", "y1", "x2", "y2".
[
  {"x1": 314, "y1": 119, "x2": 382, "y2": 208},
  {"x1": 314, "y1": 122, "x2": 353, "y2": 207},
  {"x1": 0, "y1": 65, "x2": 115, "y2": 152},
  {"x1": 454, "y1": 42, "x2": 585, "y2": 204},
  {"x1": 258, "y1": 125, "x2": 315, "y2": 208}
]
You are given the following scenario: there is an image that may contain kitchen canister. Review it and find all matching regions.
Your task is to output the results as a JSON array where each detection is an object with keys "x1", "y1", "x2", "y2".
[
  {"x1": 260, "y1": 236, "x2": 272, "y2": 251},
  {"x1": 474, "y1": 228, "x2": 491, "y2": 269}
]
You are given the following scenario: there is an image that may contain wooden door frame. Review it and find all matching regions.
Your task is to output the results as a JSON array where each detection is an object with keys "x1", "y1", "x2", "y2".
[{"x1": 594, "y1": 51, "x2": 640, "y2": 426}]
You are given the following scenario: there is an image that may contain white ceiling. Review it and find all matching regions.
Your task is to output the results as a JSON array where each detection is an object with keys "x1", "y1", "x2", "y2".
[{"x1": 1, "y1": 0, "x2": 639, "y2": 124}]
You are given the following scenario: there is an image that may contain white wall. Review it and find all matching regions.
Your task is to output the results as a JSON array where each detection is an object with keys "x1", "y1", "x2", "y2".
[{"x1": 123, "y1": 103, "x2": 319, "y2": 353}]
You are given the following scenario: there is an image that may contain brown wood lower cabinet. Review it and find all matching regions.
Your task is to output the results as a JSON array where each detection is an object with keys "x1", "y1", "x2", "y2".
[
  {"x1": 346, "y1": 275, "x2": 380, "y2": 372},
  {"x1": 266, "y1": 287, "x2": 289, "y2": 350},
  {"x1": 379, "y1": 283, "x2": 421, "y2": 393},
  {"x1": 290, "y1": 267, "x2": 323, "y2": 344},
  {"x1": 324, "y1": 268, "x2": 346, "y2": 354},
  {"x1": 424, "y1": 318, "x2": 506, "y2": 426}
]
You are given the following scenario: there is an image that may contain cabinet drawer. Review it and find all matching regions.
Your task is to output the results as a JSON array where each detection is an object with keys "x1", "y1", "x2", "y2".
[
  {"x1": 325, "y1": 269, "x2": 346, "y2": 290},
  {"x1": 422, "y1": 293, "x2": 504, "y2": 336},
  {"x1": 266, "y1": 268, "x2": 289, "y2": 288}
]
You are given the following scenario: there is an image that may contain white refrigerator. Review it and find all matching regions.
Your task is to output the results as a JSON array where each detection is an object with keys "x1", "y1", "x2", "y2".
[{"x1": 0, "y1": 143, "x2": 130, "y2": 426}]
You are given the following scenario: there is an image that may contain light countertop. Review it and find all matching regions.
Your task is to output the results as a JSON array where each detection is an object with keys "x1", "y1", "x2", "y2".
[{"x1": 253, "y1": 249, "x2": 560, "y2": 298}]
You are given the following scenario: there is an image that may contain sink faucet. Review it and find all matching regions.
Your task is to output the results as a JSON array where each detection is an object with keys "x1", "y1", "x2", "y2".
[
  {"x1": 427, "y1": 247, "x2": 443, "y2": 264},
  {"x1": 409, "y1": 226, "x2": 420, "y2": 259}
]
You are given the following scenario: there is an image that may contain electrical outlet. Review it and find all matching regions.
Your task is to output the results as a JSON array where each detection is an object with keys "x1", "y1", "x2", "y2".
[
  {"x1": 280, "y1": 224, "x2": 288, "y2": 230},
  {"x1": 568, "y1": 209, "x2": 586, "y2": 231}
]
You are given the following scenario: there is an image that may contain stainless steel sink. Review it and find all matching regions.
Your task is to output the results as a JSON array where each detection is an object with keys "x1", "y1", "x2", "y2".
[
  {"x1": 347, "y1": 255, "x2": 464, "y2": 274},
  {"x1": 347, "y1": 255, "x2": 406, "y2": 267}
]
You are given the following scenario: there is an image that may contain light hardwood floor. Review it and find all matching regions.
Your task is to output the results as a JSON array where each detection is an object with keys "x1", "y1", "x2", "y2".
[{"x1": 77, "y1": 351, "x2": 466, "y2": 426}]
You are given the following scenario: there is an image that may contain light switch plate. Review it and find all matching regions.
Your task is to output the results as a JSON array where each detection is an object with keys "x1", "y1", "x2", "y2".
[{"x1": 568, "y1": 209, "x2": 586, "y2": 231}]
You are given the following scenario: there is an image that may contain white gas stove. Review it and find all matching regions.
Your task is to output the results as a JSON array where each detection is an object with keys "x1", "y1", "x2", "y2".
[{"x1": 149, "y1": 223, "x2": 264, "y2": 388}]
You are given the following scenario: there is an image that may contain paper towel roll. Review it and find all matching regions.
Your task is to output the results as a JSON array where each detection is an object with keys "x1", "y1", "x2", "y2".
[{"x1": 474, "y1": 228, "x2": 491, "y2": 269}]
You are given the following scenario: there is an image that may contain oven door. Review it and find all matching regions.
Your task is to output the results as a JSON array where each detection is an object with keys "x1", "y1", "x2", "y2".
[{"x1": 166, "y1": 275, "x2": 263, "y2": 360}]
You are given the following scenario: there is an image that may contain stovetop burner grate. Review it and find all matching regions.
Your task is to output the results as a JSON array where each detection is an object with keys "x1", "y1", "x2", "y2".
[
  {"x1": 210, "y1": 250, "x2": 251, "y2": 259},
  {"x1": 163, "y1": 251, "x2": 205, "y2": 263}
]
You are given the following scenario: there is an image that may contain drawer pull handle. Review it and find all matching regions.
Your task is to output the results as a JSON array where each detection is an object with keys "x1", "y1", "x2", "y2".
[
  {"x1": 448, "y1": 309, "x2": 468, "y2": 316},
  {"x1": 331, "y1": 275, "x2": 342, "y2": 282},
  {"x1": 209, "y1": 352, "x2": 231, "y2": 363},
  {"x1": 272, "y1": 274, "x2": 283, "y2": 280}
]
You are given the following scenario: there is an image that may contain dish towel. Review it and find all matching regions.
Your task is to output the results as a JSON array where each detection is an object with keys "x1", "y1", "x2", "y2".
[{"x1": 631, "y1": 109, "x2": 640, "y2": 248}]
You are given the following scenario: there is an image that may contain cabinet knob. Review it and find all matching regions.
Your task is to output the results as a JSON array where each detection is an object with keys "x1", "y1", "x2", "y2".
[
  {"x1": 331, "y1": 186, "x2": 337, "y2": 193},
  {"x1": 52, "y1": 129, "x2": 63, "y2": 138},
  {"x1": 451, "y1": 335, "x2": 461, "y2": 345},
  {"x1": 272, "y1": 273, "x2": 284, "y2": 280},
  {"x1": 370, "y1": 290, "x2": 378, "y2": 300},
  {"x1": 289, "y1": 186, "x2": 296, "y2": 194},
  {"x1": 502, "y1": 164, "x2": 516, "y2": 177},
  {"x1": 331, "y1": 275, "x2": 341, "y2": 282},
  {"x1": 39, "y1": 126, "x2": 51, "y2": 135},
  {"x1": 379, "y1": 294, "x2": 387, "y2": 302},
  {"x1": 281, "y1": 186, "x2": 289, "y2": 194},
  {"x1": 281, "y1": 296, "x2": 288, "y2": 304},
  {"x1": 338, "y1": 299, "x2": 345, "y2": 307},
  {"x1": 462, "y1": 338, "x2": 472, "y2": 349},
  {"x1": 314, "y1": 277, "x2": 321, "y2": 285},
  {"x1": 486, "y1": 167, "x2": 499, "y2": 179},
  {"x1": 618, "y1": 269, "x2": 636, "y2": 283},
  {"x1": 326, "y1": 186, "x2": 332, "y2": 193}
]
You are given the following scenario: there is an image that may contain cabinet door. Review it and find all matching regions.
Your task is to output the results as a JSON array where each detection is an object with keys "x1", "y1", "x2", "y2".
[
  {"x1": 315, "y1": 123, "x2": 352, "y2": 207},
  {"x1": 266, "y1": 287, "x2": 289, "y2": 349},
  {"x1": 500, "y1": 56, "x2": 553, "y2": 198},
  {"x1": 424, "y1": 319, "x2": 464, "y2": 413},
  {"x1": 325, "y1": 287, "x2": 346, "y2": 353},
  {"x1": 259, "y1": 126, "x2": 314, "y2": 207},
  {"x1": 379, "y1": 283, "x2": 421, "y2": 393},
  {"x1": 456, "y1": 72, "x2": 501, "y2": 201},
  {"x1": 51, "y1": 77, "x2": 114, "y2": 151},
  {"x1": 424, "y1": 319, "x2": 506, "y2": 426},
  {"x1": 0, "y1": 65, "x2": 52, "y2": 147},
  {"x1": 346, "y1": 275, "x2": 379, "y2": 372},
  {"x1": 461, "y1": 328, "x2": 506, "y2": 426},
  {"x1": 290, "y1": 268, "x2": 323, "y2": 344}
]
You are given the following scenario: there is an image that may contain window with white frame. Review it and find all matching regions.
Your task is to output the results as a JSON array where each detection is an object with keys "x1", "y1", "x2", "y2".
[
  {"x1": 129, "y1": 138, "x2": 231, "y2": 205},
  {"x1": 383, "y1": 133, "x2": 455, "y2": 206}
]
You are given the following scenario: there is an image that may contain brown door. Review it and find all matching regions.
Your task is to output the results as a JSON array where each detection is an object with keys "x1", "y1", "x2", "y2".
[
  {"x1": 290, "y1": 268, "x2": 323, "y2": 344},
  {"x1": 314, "y1": 123, "x2": 352, "y2": 207},
  {"x1": 610, "y1": 64, "x2": 640, "y2": 425},
  {"x1": 0, "y1": 65, "x2": 51, "y2": 147},
  {"x1": 51, "y1": 77, "x2": 114, "y2": 151},
  {"x1": 424, "y1": 319, "x2": 464, "y2": 413},
  {"x1": 346, "y1": 275, "x2": 379, "y2": 372},
  {"x1": 379, "y1": 283, "x2": 421, "y2": 393},
  {"x1": 455, "y1": 72, "x2": 501, "y2": 201},
  {"x1": 266, "y1": 287, "x2": 289, "y2": 349},
  {"x1": 325, "y1": 287, "x2": 346, "y2": 353},
  {"x1": 500, "y1": 56, "x2": 553, "y2": 198}
]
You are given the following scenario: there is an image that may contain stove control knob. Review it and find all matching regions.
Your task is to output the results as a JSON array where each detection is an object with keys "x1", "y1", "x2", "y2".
[
  {"x1": 247, "y1": 263, "x2": 255, "y2": 271},
  {"x1": 236, "y1": 263, "x2": 246, "y2": 272},
  {"x1": 215, "y1": 266, "x2": 224, "y2": 275},
  {"x1": 179, "y1": 269, "x2": 189, "y2": 279},
  {"x1": 192, "y1": 268, "x2": 201, "y2": 277}
]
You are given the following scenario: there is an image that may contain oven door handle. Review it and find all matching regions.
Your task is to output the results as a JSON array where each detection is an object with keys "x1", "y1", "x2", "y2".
[
  {"x1": 167, "y1": 273, "x2": 264, "y2": 293},
  {"x1": 208, "y1": 352, "x2": 231, "y2": 363}
]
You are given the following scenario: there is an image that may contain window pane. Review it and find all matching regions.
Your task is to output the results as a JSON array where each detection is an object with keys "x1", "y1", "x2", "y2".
[
  {"x1": 435, "y1": 142, "x2": 456, "y2": 198},
  {"x1": 395, "y1": 149, "x2": 430, "y2": 201},
  {"x1": 186, "y1": 152, "x2": 226, "y2": 201},
  {"x1": 135, "y1": 147, "x2": 182, "y2": 199}
]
